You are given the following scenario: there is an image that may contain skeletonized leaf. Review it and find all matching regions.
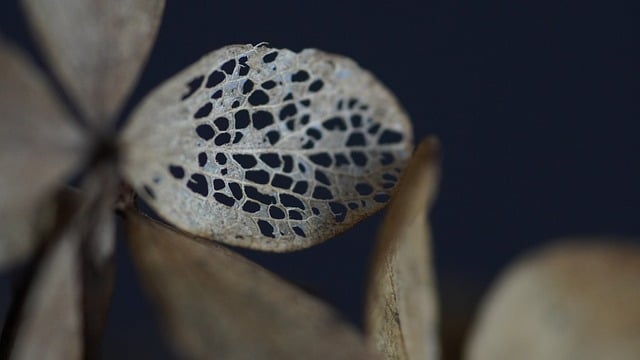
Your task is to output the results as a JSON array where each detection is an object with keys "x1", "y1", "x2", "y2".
[
  {"x1": 22, "y1": 0, "x2": 166, "y2": 126},
  {"x1": 465, "y1": 240, "x2": 640, "y2": 360},
  {"x1": 6, "y1": 224, "x2": 83, "y2": 360},
  {"x1": 365, "y1": 137, "x2": 441, "y2": 360},
  {"x1": 121, "y1": 44, "x2": 413, "y2": 251},
  {"x1": 0, "y1": 37, "x2": 86, "y2": 270},
  {"x1": 124, "y1": 208, "x2": 378, "y2": 359}
]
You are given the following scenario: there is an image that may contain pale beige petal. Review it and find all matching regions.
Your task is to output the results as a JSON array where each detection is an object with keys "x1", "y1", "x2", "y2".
[
  {"x1": 22, "y1": 0, "x2": 166, "y2": 126},
  {"x1": 0, "y1": 38, "x2": 86, "y2": 270},
  {"x1": 124, "y1": 209, "x2": 378, "y2": 360},
  {"x1": 121, "y1": 44, "x2": 413, "y2": 251},
  {"x1": 465, "y1": 240, "x2": 640, "y2": 360},
  {"x1": 365, "y1": 137, "x2": 441, "y2": 360},
  {"x1": 8, "y1": 227, "x2": 83, "y2": 360}
]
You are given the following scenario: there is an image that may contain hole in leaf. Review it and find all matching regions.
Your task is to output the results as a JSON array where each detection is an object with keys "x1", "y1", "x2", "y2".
[
  {"x1": 246, "y1": 170, "x2": 270, "y2": 184},
  {"x1": 272, "y1": 174, "x2": 293, "y2": 189},
  {"x1": 221, "y1": 59, "x2": 236, "y2": 75},
  {"x1": 292, "y1": 181, "x2": 308, "y2": 195},
  {"x1": 252, "y1": 111, "x2": 274, "y2": 129},
  {"x1": 266, "y1": 131, "x2": 280, "y2": 145},
  {"x1": 233, "y1": 154, "x2": 257, "y2": 169},
  {"x1": 229, "y1": 182, "x2": 243, "y2": 200},
  {"x1": 214, "y1": 192, "x2": 235, "y2": 207},
  {"x1": 291, "y1": 70, "x2": 310, "y2": 82},
  {"x1": 257, "y1": 220, "x2": 276, "y2": 238},
  {"x1": 214, "y1": 133, "x2": 231, "y2": 145},
  {"x1": 215, "y1": 153, "x2": 227, "y2": 165},
  {"x1": 245, "y1": 186, "x2": 276, "y2": 205},
  {"x1": 248, "y1": 90, "x2": 270, "y2": 106},
  {"x1": 309, "y1": 79, "x2": 324, "y2": 92},
  {"x1": 269, "y1": 206, "x2": 286, "y2": 219},
  {"x1": 309, "y1": 153, "x2": 332, "y2": 167},
  {"x1": 234, "y1": 110, "x2": 251, "y2": 129},
  {"x1": 355, "y1": 183, "x2": 374, "y2": 195},
  {"x1": 196, "y1": 125, "x2": 215, "y2": 140},
  {"x1": 168, "y1": 165, "x2": 185, "y2": 179},
  {"x1": 323, "y1": 117, "x2": 347, "y2": 131},
  {"x1": 329, "y1": 202, "x2": 347, "y2": 223},
  {"x1": 181, "y1": 75, "x2": 204, "y2": 100},
  {"x1": 206, "y1": 71, "x2": 225, "y2": 88},
  {"x1": 282, "y1": 155, "x2": 294, "y2": 173},
  {"x1": 279, "y1": 104, "x2": 297, "y2": 120},
  {"x1": 262, "y1": 51, "x2": 278, "y2": 63},
  {"x1": 214, "y1": 117, "x2": 229, "y2": 131},
  {"x1": 289, "y1": 210, "x2": 303, "y2": 220},
  {"x1": 293, "y1": 226, "x2": 306, "y2": 237},
  {"x1": 280, "y1": 194, "x2": 305, "y2": 209},
  {"x1": 242, "y1": 201, "x2": 260, "y2": 213},
  {"x1": 198, "y1": 152, "x2": 208, "y2": 167},
  {"x1": 260, "y1": 153, "x2": 281, "y2": 168},
  {"x1": 378, "y1": 130, "x2": 404, "y2": 144},
  {"x1": 374, "y1": 193, "x2": 391, "y2": 203},
  {"x1": 312, "y1": 186, "x2": 333, "y2": 200},
  {"x1": 187, "y1": 174, "x2": 209, "y2": 197},
  {"x1": 213, "y1": 179, "x2": 225, "y2": 190},
  {"x1": 315, "y1": 170, "x2": 331, "y2": 185}
]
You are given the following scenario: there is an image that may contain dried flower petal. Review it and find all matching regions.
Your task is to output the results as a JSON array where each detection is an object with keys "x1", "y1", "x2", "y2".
[
  {"x1": 0, "y1": 37, "x2": 87, "y2": 270},
  {"x1": 121, "y1": 44, "x2": 412, "y2": 251},
  {"x1": 22, "y1": 0, "x2": 166, "y2": 126},
  {"x1": 124, "y1": 208, "x2": 378, "y2": 359},
  {"x1": 365, "y1": 137, "x2": 441, "y2": 360},
  {"x1": 6, "y1": 227, "x2": 83, "y2": 360},
  {"x1": 466, "y1": 240, "x2": 640, "y2": 360}
]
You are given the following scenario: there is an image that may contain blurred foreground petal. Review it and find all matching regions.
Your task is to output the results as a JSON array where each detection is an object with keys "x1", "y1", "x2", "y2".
[
  {"x1": 466, "y1": 240, "x2": 640, "y2": 360},
  {"x1": 124, "y1": 209, "x2": 378, "y2": 360},
  {"x1": 365, "y1": 137, "x2": 441, "y2": 360},
  {"x1": 0, "y1": 38, "x2": 86, "y2": 270},
  {"x1": 22, "y1": 0, "x2": 166, "y2": 126},
  {"x1": 2, "y1": 202, "x2": 84, "y2": 360}
]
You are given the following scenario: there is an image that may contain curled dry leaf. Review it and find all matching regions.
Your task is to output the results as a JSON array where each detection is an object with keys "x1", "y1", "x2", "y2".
[
  {"x1": 124, "y1": 208, "x2": 378, "y2": 360},
  {"x1": 365, "y1": 137, "x2": 441, "y2": 360},
  {"x1": 465, "y1": 240, "x2": 640, "y2": 360},
  {"x1": 0, "y1": 37, "x2": 86, "y2": 270},
  {"x1": 22, "y1": 0, "x2": 166, "y2": 125},
  {"x1": 121, "y1": 44, "x2": 412, "y2": 251}
]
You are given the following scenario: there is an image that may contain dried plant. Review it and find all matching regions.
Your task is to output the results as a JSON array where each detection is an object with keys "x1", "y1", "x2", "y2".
[{"x1": 2, "y1": 2, "x2": 639, "y2": 360}]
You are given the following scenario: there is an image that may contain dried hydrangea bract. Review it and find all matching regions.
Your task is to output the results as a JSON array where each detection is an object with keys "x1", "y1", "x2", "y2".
[
  {"x1": 22, "y1": 0, "x2": 166, "y2": 126},
  {"x1": 0, "y1": 38, "x2": 87, "y2": 270},
  {"x1": 465, "y1": 241, "x2": 640, "y2": 360},
  {"x1": 124, "y1": 209, "x2": 378, "y2": 360},
  {"x1": 121, "y1": 44, "x2": 412, "y2": 251},
  {"x1": 365, "y1": 137, "x2": 441, "y2": 360},
  {"x1": 6, "y1": 229, "x2": 83, "y2": 360}
]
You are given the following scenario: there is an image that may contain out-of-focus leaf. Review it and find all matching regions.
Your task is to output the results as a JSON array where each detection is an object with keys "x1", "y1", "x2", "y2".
[
  {"x1": 121, "y1": 44, "x2": 413, "y2": 252},
  {"x1": 365, "y1": 137, "x2": 441, "y2": 360},
  {"x1": 0, "y1": 37, "x2": 86, "y2": 270},
  {"x1": 465, "y1": 240, "x2": 640, "y2": 360},
  {"x1": 22, "y1": 0, "x2": 166, "y2": 126},
  {"x1": 4, "y1": 224, "x2": 83, "y2": 360},
  {"x1": 124, "y1": 208, "x2": 378, "y2": 360}
]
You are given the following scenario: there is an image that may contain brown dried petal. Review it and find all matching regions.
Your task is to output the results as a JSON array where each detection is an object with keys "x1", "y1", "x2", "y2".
[
  {"x1": 365, "y1": 137, "x2": 441, "y2": 360},
  {"x1": 124, "y1": 208, "x2": 378, "y2": 360},
  {"x1": 121, "y1": 44, "x2": 413, "y2": 251},
  {"x1": 465, "y1": 240, "x2": 640, "y2": 360},
  {"x1": 22, "y1": 0, "x2": 166, "y2": 126},
  {"x1": 7, "y1": 229, "x2": 83, "y2": 360},
  {"x1": 0, "y1": 37, "x2": 86, "y2": 270}
]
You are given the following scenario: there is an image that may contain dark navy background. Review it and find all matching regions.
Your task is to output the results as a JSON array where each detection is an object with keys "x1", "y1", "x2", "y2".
[{"x1": 1, "y1": 1, "x2": 638, "y2": 358}]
